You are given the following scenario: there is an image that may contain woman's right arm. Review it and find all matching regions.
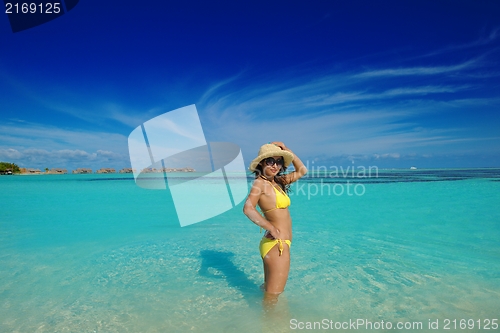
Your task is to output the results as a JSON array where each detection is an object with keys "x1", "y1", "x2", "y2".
[{"x1": 243, "y1": 179, "x2": 280, "y2": 238}]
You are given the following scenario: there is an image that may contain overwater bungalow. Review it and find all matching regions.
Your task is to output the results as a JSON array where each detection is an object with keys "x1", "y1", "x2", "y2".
[
  {"x1": 96, "y1": 168, "x2": 116, "y2": 174},
  {"x1": 47, "y1": 168, "x2": 68, "y2": 174},
  {"x1": 72, "y1": 168, "x2": 92, "y2": 174}
]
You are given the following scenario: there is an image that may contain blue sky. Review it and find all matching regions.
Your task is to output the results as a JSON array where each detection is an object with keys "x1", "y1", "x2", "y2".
[{"x1": 1, "y1": 0, "x2": 499, "y2": 170}]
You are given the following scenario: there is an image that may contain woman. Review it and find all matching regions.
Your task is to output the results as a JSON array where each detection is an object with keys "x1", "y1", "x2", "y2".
[{"x1": 243, "y1": 142, "x2": 307, "y2": 301}]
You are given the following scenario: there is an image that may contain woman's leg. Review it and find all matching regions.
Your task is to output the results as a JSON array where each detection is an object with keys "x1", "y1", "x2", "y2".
[
  {"x1": 262, "y1": 242, "x2": 290, "y2": 294},
  {"x1": 260, "y1": 260, "x2": 268, "y2": 291}
]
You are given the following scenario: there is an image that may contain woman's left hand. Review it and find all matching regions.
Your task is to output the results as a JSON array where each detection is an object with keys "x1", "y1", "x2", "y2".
[{"x1": 271, "y1": 141, "x2": 289, "y2": 152}]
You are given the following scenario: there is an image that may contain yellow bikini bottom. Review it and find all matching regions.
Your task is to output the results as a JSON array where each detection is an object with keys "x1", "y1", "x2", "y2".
[{"x1": 259, "y1": 237, "x2": 291, "y2": 258}]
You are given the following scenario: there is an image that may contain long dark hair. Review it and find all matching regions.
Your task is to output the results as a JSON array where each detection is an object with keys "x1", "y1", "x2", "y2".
[{"x1": 253, "y1": 162, "x2": 291, "y2": 194}]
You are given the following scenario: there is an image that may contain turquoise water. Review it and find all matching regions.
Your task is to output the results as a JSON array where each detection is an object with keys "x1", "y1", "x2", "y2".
[{"x1": 0, "y1": 169, "x2": 499, "y2": 332}]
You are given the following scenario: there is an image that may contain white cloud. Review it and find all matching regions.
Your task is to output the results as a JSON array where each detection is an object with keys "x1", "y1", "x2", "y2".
[
  {"x1": 0, "y1": 148, "x2": 128, "y2": 170},
  {"x1": 0, "y1": 121, "x2": 130, "y2": 169}
]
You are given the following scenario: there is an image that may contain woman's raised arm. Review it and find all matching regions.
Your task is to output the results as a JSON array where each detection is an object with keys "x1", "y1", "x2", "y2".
[{"x1": 270, "y1": 141, "x2": 307, "y2": 184}]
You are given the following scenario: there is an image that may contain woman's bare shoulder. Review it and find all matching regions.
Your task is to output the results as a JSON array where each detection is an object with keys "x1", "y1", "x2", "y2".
[
  {"x1": 247, "y1": 177, "x2": 267, "y2": 201},
  {"x1": 252, "y1": 177, "x2": 266, "y2": 189}
]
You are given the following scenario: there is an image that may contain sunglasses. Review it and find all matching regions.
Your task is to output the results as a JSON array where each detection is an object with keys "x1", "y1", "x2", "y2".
[{"x1": 264, "y1": 157, "x2": 284, "y2": 167}]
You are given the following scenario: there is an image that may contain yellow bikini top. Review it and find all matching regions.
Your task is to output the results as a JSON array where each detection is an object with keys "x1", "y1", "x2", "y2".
[{"x1": 260, "y1": 176, "x2": 290, "y2": 213}]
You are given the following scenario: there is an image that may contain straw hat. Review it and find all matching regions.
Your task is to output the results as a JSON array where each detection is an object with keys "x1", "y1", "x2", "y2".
[{"x1": 249, "y1": 143, "x2": 294, "y2": 172}]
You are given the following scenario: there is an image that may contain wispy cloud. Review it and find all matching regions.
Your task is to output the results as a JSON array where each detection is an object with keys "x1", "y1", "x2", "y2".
[
  {"x1": 35, "y1": 98, "x2": 163, "y2": 129},
  {"x1": 421, "y1": 27, "x2": 500, "y2": 58},
  {"x1": 0, "y1": 68, "x2": 167, "y2": 129},
  {"x1": 0, "y1": 121, "x2": 126, "y2": 149},
  {"x1": 353, "y1": 59, "x2": 479, "y2": 78},
  {"x1": 303, "y1": 85, "x2": 467, "y2": 107},
  {"x1": 2, "y1": 28, "x2": 499, "y2": 169},
  {"x1": 200, "y1": 99, "x2": 486, "y2": 162},
  {"x1": 198, "y1": 70, "x2": 247, "y2": 107},
  {"x1": 198, "y1": 43, "x2": 500, "y2": 165}
]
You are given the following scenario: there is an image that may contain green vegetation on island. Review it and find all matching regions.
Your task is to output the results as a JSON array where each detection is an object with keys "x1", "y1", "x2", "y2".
[{"x1": 0, "y1": 162, "x2": 20, "y2": 174}]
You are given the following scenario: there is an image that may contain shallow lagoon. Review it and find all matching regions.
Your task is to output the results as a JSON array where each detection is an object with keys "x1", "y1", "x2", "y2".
[{"x1": 0, "y1": 169, "x2": 499, "y2": 332}]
